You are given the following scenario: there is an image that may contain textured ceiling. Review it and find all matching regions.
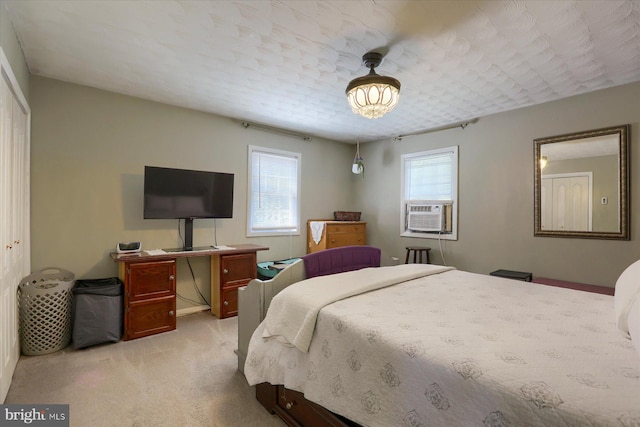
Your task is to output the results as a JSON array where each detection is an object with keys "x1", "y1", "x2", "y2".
[
  {"x1": 542, "y1": 134, "x2": 619, "y2": 160},
  {"x1": 5, "y1": 0, "x2": 640, "y2": 143}
]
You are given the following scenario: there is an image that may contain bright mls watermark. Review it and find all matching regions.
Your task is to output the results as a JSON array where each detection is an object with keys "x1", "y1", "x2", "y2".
[{"x1": 0, "y1": 405, "x2": 68, "y2": 426}]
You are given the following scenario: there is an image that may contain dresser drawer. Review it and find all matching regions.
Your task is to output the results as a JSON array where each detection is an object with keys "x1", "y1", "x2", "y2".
[
  {"x1": 221, "y1": 286, "x2": 239, "y2": 318},
  {"x1": 325, "y1": 223, "x2": 365, "y2": 234},
  {"x1": 127, "y1": 260, "x2": 176, "y2": 301},
  {"x1": 221, "y1": 253, "x2": 257, "y2": 288},
  {"x1": 275, "y1": 386, "x2": 352, "y2": 427},
  {"x1": 126, "y1": 295, "x2": 176, "y2": 340},
  {"x1": 326, "y1": 232, "x2": 366, "y2": 248}
]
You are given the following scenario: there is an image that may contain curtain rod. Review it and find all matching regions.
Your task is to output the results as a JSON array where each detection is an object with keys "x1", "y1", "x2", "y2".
[
  {"x1": 393, "y1": 119, "x2": 478, "y2": 141},
  {"x1": 240, "y1": 120, "x2": 313, "y2": 141}
]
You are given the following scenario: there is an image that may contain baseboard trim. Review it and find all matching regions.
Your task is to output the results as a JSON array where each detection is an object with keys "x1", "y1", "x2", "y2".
[
  {"x1": 532, "y1": 277, "x2": 614, "y2": 295},
  {"x1": 177, "y1": 305, "x2": 210, "y2": 317}
]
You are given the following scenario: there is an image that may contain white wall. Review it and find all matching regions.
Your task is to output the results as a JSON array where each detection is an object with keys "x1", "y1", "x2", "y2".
[
  {"x1": 29, "y1": 76, "x2": 358, "y2": 309},
  {"x1": 357, "y1": 81, "x2": 640, "y2": 287}
]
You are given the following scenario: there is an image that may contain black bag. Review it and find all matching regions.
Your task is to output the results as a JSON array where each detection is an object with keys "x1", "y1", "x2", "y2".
[{"x1": 71, "y1": 277, "x2": 123, "y2": 349}]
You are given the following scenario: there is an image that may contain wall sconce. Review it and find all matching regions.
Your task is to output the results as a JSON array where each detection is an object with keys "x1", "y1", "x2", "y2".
[{"x1": 539, "y1": 156, "x2": 548, "y2": 169}]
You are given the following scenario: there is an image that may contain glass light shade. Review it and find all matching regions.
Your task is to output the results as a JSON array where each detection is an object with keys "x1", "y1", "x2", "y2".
[
  {"x1": 540, "y1": 156, "x2": 548, "y2": 169},
  {"x1": 346, "y1": 73, "x2": 400, "y2": 119}
]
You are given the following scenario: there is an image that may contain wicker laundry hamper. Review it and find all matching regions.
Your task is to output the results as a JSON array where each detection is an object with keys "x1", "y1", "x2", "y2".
[{"x1": 18, "y1": 267, "x2": 75, "y2": 355}]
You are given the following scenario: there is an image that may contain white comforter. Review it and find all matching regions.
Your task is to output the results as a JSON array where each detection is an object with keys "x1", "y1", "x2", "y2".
[
  {"x1": 245, "y1": 267, "x2": 640, "y2": 427},
  {"x1": 262, "y1": 263, "x2": 453, "y2": 352}
]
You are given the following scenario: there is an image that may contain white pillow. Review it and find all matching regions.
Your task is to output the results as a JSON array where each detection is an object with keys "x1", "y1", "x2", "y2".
[
  {"x1": 614, "y1": 259, "x2": 640, "y2": 337},
  {"x1": 629, "y1": 298, "x2": 640, "y2": 356}
]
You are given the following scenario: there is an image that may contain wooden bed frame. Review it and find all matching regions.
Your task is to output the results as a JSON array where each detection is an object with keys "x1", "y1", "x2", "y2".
[{"x1": 237, "y1": 248, "x2": 615, "y2": 427}]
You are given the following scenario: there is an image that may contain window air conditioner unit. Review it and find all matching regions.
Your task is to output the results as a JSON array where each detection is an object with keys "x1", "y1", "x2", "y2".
[{"x1": 407, "y1": 202, "x2": 445, "y2": 232}]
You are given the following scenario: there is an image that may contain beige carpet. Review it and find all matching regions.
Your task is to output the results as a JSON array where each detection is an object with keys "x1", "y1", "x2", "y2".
[{"x1": 5, "y1": 312, "x2": 285, "y2": 427}]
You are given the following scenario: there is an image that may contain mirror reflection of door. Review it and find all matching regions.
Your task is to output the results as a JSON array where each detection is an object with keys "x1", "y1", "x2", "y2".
[
  {"x1": 534, "y1": 124, "x2": 629, "y2": 240},
  {"x1": 541, "y1": 173, "x2": 592, "y2": 231},
  {"x1": 539, "y1": 133, "x2": 620, "y2": 233}
]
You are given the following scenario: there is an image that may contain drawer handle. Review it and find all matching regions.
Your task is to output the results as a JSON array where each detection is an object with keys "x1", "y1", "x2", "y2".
[
  {"x1": 224, "y1": 301, "x2": 229, "y2": 306},
  {"x1": 169, "y1": 275, "x2": 175, "y2": 281},
  {"x1": 169, "y1": 310, "x2": 174, "y2": 317},
  {"x1": 223, "y1": 269, "x2": 229, "y2": 274},
  {"x1": 285, "y1": 401, "x2": 295, "y2": 410}
]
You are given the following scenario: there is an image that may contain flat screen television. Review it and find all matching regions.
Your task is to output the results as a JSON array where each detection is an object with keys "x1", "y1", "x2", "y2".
[{"x1": 143, "y1": 166, "x2": 234, "y2": 250}]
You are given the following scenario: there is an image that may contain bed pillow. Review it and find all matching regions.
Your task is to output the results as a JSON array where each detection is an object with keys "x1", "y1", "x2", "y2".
[
  {"x1": 614, "y1": 259, "x2": 640, "y2": 337},
  {"x1": 628, "y1": 297, "x2": 640, "y2": 356}
]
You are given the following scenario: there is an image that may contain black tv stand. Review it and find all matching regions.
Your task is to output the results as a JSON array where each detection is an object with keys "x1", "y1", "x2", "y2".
[
  {"x1": 183, "y1": 218, "x2": 194, "y2": 250},
  {"x1": 164, "y1": 246, "x2": 212, "y2": 253}
]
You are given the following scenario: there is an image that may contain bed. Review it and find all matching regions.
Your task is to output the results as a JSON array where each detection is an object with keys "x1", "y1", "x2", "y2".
[
  {"x1": 238, "y1": 246, "x2": 640, "y2": 427},
  {"x1": 237, "y1": 245, "x2": 382, "y2": 374}
]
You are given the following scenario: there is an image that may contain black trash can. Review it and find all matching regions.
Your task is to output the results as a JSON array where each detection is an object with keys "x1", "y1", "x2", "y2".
[{"x1": 71, "y1": 277, "x2": 123, "y2": 349}]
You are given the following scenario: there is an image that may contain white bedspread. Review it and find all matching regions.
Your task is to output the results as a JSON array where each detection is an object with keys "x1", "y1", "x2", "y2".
[
  {"x1": 262, "y1": 263, "x2": 453, "y2": 352},
  {"x1": 245, "y1": 268, "x2": 640, "y2": 427}
]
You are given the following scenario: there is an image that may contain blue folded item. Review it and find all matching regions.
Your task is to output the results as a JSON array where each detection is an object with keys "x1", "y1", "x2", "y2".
[{"x1": 257, "y1": 258, "x2": 300, "y2": 280}]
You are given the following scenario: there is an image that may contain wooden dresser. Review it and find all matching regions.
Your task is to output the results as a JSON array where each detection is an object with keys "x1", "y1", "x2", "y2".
[
  {"x1": 307, "y1": 220, "x2": 366, "y2": 253},
  {"x1": 211, "y1": 252, "x2": 257, "y2": 319},
  {"x1": 118, "y1": 258, "x2": 177, "y2": 340}
]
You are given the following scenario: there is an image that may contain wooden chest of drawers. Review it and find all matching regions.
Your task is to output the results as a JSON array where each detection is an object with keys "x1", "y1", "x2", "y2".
[
  {"x1": 120, "y1": 259, "x2": 177, "y2": 340},
  {"x1": 211, "y1": 252, "x2": 257, "y2": 318},
  {"x1": 307, "y1": 220, "x2": 366, "y2": 253}
]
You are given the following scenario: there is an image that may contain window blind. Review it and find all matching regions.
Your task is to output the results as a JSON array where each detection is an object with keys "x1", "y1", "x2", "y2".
[{"x1": 248, "y1": 147, "x2": 300, "y2": 235}]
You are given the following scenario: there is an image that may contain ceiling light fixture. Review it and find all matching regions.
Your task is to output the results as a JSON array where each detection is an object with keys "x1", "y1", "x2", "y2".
[{"x1": 346, "y1": 52, "x2": 401, "y2": 119}]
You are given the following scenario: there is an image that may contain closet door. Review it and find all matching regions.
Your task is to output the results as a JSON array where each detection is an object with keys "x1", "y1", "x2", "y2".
[
  {"x1": 11, "y1": 87, "x2": 28, "y2": 274},
  {"x1": 0, "y1": 59, "x2": 30, "y2": 403},
  {"x1": 0, "y1": 71, "x2": 16, "y2": 403}
]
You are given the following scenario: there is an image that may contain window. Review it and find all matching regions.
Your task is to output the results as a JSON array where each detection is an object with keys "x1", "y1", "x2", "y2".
[
  {"x1": 401, "y1": 146, "x2": 458, "y2": 240},
  {"x1": 247, "y1": 145, "x2": 301, "y2": 237}
]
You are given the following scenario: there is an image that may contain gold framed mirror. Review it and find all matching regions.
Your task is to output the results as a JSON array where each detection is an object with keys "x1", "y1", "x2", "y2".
[{"x1": 534, "y1": 125, "x2": 630, "y2": 240}]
